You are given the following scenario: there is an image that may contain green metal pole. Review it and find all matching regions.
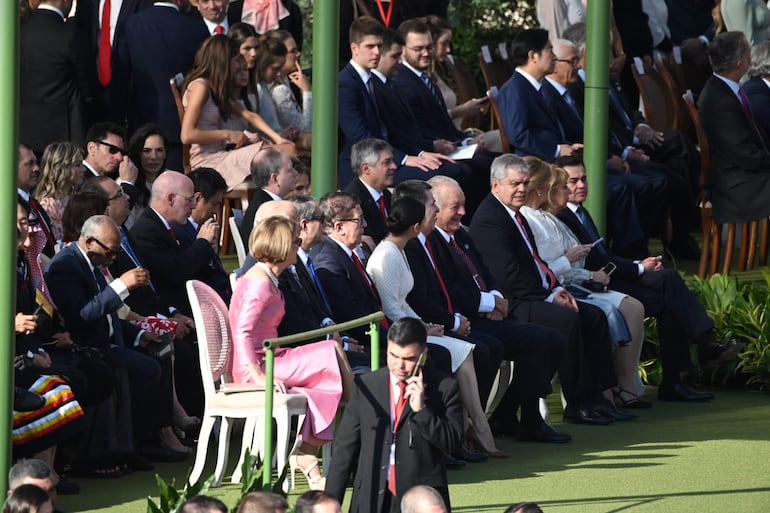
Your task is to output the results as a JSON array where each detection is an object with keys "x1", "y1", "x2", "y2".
[
  {"x1": 583, "y1": 0, "x2": 611, "y2": 235},
  {"x1": 311, "y1": 0, "x2": 339, "y2": 195},
  {"x1": 261, "y1": 348, "x2": 275, "y2": 488},
  {"x1": 369, "y1": 322, "x2": 379, "y2": 371},
  {"x1": 0, "y1": 0, "x2": 19, "y2": 493}
]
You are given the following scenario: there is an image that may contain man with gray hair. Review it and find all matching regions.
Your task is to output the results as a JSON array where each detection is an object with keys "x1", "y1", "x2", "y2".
[
  {"x1": 470, "y1": 154, "x2": 618, "y2": 426},
  {"x1": 743, "y1": 40, "x2": 770, "y2": 147},
  {"x1": 343, "y1": 138, "x2": 397, "y2": 244},
  {"x1": 698, "y1": 31, "x2": 770, "y2": 224},
  {"x1": 400, "y1": 485, "x2": 447, "y2": 513},
  {"x1": 241, "y1": 147, "x2": 299, "y2": 246},
  {"x1": 7, "y1": 459, "x2": 58, "y2": 508}
]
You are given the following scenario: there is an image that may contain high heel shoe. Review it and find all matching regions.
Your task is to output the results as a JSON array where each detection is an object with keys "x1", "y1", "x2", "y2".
[
  {"x1": 612, "y1": 387, "x2": 653, "y2": 409},
  {"x1": 467, "y1": 426, "x2": 510, "y2": 458},
  {"x1": 289, "y1": 454, "x2": 326, "y2": 490}
]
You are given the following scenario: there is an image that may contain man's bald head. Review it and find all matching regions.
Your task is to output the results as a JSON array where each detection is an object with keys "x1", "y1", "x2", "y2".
[
  {"x1": 255, "y1": 200, "x2": 299, "y2": 225},
  {"x1": 400, "y1": 486, "x2": 447, "y2": 513},
  {"x1": 150, "y1": 170, "x2": 197, "y2": 225}
]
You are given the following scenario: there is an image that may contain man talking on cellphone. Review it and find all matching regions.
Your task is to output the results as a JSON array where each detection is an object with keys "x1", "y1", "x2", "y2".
[{"x1": 326, "y1": 318, "x2": 463, "y2": 513}]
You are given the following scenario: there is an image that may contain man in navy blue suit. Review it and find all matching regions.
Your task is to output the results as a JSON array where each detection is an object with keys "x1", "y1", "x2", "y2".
[
  {"x1": 337, "y1": 16, "x2": 461, "y2": 188},
  {"x1": 110, "y1": 0, "x2": 209, "y2": 171}
]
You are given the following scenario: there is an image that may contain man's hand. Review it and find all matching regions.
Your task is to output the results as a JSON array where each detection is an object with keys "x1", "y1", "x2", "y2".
[
  {"x1": 197, "y1": 218, "x2": 220, "y2": 245},
  {"x1": 404, "y1": 371, "x2": 425, "y2": 412},
  {"x1": 607, "y1": 155, "x2": 630, "y2": 173},
  {"x1": 171, "y1": 313, "x2": 195, "y2": 338},
  {"x1": 641, "y1": 255, "x2": 664, "y2": 273},
  {"x1": 493, "y1": 295, "x2": 508, "y2": 317},
  {"x1": 118, "y1": 156, "x2": 138, "y2": 183},
  {"x1": 405, "y1": 152, "x2": 452, "y2": 171},
  {"x1": 553, "y1": 288, "x2": 578, "y2": 311},
  {"x1": 558, "y1": 143, "x2": 584, "y2": 157},
  {"x1": 433, "y1": 139, "x2": 456, "y2": 154},
  {"x1": 52, "y1": 331, "x2": 74, "y2": 349},
  {"x1": 140, "y1": 331, "x2": 161, "y2": 348},
  {"x1": 626, "y1": 147, "x2": 650, "y2": 162},
  {"x1": 592, "y1": 269, "x2": 611, "y2": 285},
  {"x1": 457, "y1": 315, "x2": 471, "y2": 336},
  {"x1": 15, "y1": 313, "x2": 37, "y2": 334},
  {"x1": 120, "y1": 267, "x2": 151, "y2": 290},
  {"x1": 32, "y1": 351, "x2": 52, "y2": 369},
  {"x1": 634, "y1": 124, "x2": 664, "y2": 147}
]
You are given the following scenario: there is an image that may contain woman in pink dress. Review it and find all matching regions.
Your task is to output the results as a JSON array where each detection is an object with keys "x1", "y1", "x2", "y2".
[
  {"x1": 229, "y1": 216, "x2": 351, "y2": 490},
  {"x1": 181, "y1": 35, "x2": 294, "y2": 190}
]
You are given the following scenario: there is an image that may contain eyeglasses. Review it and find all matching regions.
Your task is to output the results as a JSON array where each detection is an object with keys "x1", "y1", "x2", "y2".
[
  {"x1": 108, "y1": 189, "x2": 124, "y2": 201},
  {"x1": 406, "y1": 45, "x2": 435, "y2": 54},
  {"x1": 174, "y1": 193, "x2": 198, "y2": 204},
  {"x1": 338, "y1": 216, "x2": 365, "y2": 225},
  {"x1": 90, "y1": 237, "x2": 121, "y2": 258},
  {"x1": 556, "y1": 58, "x2": 580, "y2": 66},
  {"x1": 92, "y1": 140, "x2": 126, "y2": 156}
]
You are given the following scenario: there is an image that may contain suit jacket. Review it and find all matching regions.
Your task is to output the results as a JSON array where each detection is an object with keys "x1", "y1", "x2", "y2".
[
  {"x1": 240, "y1": 189, "x2": 276, "y2": 247},
  {"x1": 425, "y1": 229, "x2": 500, "y2": 319},
  {"x1": 130, "y1": 208, "x2": 217, "y2": 316},
  {"x1": 173, "y1": 220, "x2": 232, "y2": 304},
  {"x1": 310, "y1": 235, "x2": 382, "y2": 343},
  {"x1": 109, "y1": 226, "x2": 169, "y2": 316},
  {"x1": 403, "y1": 238, "x2": 455, "y2": 330},
  {"x1": 46, "y1": 243, "x2": 139, "y2": 348},
  {"x1": 469, "y1": 194, "x2": 560, "y2": 311},
  {"x1": 277, "y1": 259, "x2": 332, "y2": 336},
  {"x1": 110, "y1": 4, "x2": 209, "y2": 140},
  {"x1": 19, "y1": 9, "x2": 91, "y2": 153},
  {"x1": 325, "y1": 366, "x2": 462, "y2": 513},
  {"x1": 371, "y1": 74, "x2": 434, "y2": 155},
  {"x1": 343, "y1": 178, "x2": 391, "y2": 244},
  {"x1": 498, "y1": 71, "x2": 566, "y2": 160},
  {"x1": 542, "y1": 78, "x2": 585, "y2": 145},
  {"x1": 698, "y1": 75, "x2": 770, "y2": 223},
  {"x1": 338, "y1": 63, "x2": 404, "y2": 187},
  {"x1": 391, "y1": 64, "x2": 464, "y2": 142},
  {"x1": 743, "y1": 76, "x2": 770, "y2": 148}
]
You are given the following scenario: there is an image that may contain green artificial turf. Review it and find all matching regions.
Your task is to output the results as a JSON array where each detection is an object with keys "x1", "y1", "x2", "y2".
[{"x1": 59, "y1": 388, "x2": 770, "y2": 513}]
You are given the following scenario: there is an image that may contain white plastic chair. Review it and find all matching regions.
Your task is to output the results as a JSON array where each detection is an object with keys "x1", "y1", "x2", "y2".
[
  {"x1": 186, "y1": 280, "x2": 307, "y2": 487},
  {"x1": 229, "y1": 216, "x2": 247, "y2": 267}
]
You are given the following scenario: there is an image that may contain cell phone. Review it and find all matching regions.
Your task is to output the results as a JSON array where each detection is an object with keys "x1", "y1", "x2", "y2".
[
  {"x1": 603, "y1": 262, "x2": 617, "y2": 276},
  {"x1": 224, "y1": 143, "x2": 236, "y2": 151},
  {"x1": 591, "y1": 237, "x2": 604, "y2": 246},
  {"x1": 411, "y1": 350, "x2": 427, "y2": 378}
]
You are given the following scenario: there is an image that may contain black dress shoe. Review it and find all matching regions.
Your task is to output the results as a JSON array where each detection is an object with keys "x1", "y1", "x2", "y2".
[
  {"x1": 123, "y1": 452, "x2": 155, "y2": 471},
  {"x1": 594, "y1": 400, "x2": 637, "y2": 421},
  {"x1": 456, "y1": 445, "x2": 488, "y2": 463},
  {"x1": 699, "y1": 339, "x2": 744, "y2": 371},
  {"x1": 13, "y1": 387, "x2": 45, "y2": 412},
  {"x1": 658, "y1": 383, "x2": 714, "y2": 402},
  {"x1": 442, "y1": 453, "x2": 466, "y2": 469},
  {"x1": 563, "y1": 406, "x2": 614, "y2": 425},
  {"x1": 515, "y1": 422, "x2": 572, "y2": 443}
]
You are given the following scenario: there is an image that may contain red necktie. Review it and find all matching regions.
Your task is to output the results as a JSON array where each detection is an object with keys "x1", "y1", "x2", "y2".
[
  {"x1": 388, "y1": 380, "x2": 407, "y2": 496},
  {"x1": 377, "y1": 195, "x2": 387, "y2": 221},
  {"x1": 449, "y1": 237, "x2": 487, "y2": 292},
  {"x1": 214, "y1": 24, "x2": 225, "y2": 34},
  {"x1": 352, "y1": 252, "x2": 389, "y2": 329},
  {"x1": 424, "y1": 239, "x2": 453, "y2": 314},
  {"x1": 98, "y1": 0, "x2": 111, "y2": 86},
  {"x1": 514, "y1": 211, "x2": 557, "y2": 290},
  {"x1": 168, "y1": 228, "x2": 179, "y2": 244}
]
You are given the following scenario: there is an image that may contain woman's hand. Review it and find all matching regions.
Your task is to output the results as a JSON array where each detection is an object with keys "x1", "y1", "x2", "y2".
[
  {"x1": 15, "y1": 313, "x2": 37, "y2": 334},
  {"x1": 565, "y1": 243, "x2": 592, "y2": 262},
  {"x1": 248, "y1": 364, "x2": 288, "y2": 393},
  {"x1": 288, "y1": 62, "x2": 311, "y2": 92},
  {"x1": 224, "y1": 130, "x2": 249, "y2": 149}
]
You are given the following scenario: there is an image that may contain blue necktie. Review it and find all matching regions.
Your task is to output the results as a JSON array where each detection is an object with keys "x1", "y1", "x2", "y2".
[
  {"x1": 120, "y1": 228, "x2": 156, "y2": 292},
  {"x1": 608, "y1": 86, "x2": 633, "y2": 131},
  {"x1": 420, "y1": 72, "x2": 445, "y2": 108},
  {"x1": 576, "y1": 206, "x2": 609, "y2": 256},
  {"x1": 92, "y1": 267, "x2": 124, "y2": 347},
  {"x1": 306, "y1": 257, "x2": 332, "y2": 314}
]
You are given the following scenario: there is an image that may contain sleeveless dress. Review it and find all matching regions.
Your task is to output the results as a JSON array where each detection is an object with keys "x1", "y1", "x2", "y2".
[
  {"x1": 229, "y1": 274, "x2": 342, "y2": 442},
  {"x1": 182, "y1": 78, "x2": 263, "y2": 190}
]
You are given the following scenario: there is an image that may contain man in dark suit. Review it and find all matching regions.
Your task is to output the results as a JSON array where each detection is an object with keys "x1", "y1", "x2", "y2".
[
  {"x1": 109, "y1": 0, "x2": 209, "y2": 171},
  {"x1": 17, "y1": 145, "x2": 56, "y2": 258},
  {"x1": 74, "y1": 0, "x2": 152, "y2": 122},
  {"x1": 343, "y1": 138, "x2": 396, "y2": 245},
  {"x1": 189, "y1": 0, "x2": 236, "y2": 35},
  {"x1": 399, "y1": 178, "x2": 569, "y2": 443},
  {"x1": 45, "y1": 215, "x2": 182, "y2": 459},
  {"x1": 240, "y1": 147, "x2": 299, "y2": 247},
  {"x1": 337, "y1": 16, "x2": 460, "y2": 188},
  {"x1": 325, "y1": 318, "x2": 463, "y2": 513},
  {"x1": 698, "y1": 31, "x2": 770, "y2": 223},
  {"x1": 173, "y1": 168, "x2": 231, "y2": 304},
  {"x1": 744, "y1": 45, "x2": 770, "y2": 148},
  {"x1": 82, "y1": 122, "x2": 144, "y2": 209},
  {"x1": 554, "y1": 156, "x2": 743, "y2": 402},
  {"x1": 130, "y1": 171, "x2": 220, "y2": 316},
  {"x1": 20, "y1": 0, "x2": 92, "y2": 154},
  {"x1": 470, "y1": 154, "x2": 621, "y2": 425}
]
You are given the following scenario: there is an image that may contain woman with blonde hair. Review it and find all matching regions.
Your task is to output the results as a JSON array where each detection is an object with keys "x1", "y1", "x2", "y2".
[
  {"x1": 36, "y1": 142, "x2": 85, "y2": 243},
  {"x1": 520, "y1": 156, "x2": 649, "y2": 410},
  {"x1": 230, "y1": 216, "x2": 353, "y2": 490},
  {"x1": 181, "y1": 35, "x2": 294, "y2": 190}
]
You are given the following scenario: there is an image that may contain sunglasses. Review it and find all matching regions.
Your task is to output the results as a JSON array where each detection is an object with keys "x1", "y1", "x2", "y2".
[
  {"x1": 90, "y1": 237, "x2": 121, "y2": 258},
  {"x1": 92, "y1": 140, "x2": 126, "y2": 156}
]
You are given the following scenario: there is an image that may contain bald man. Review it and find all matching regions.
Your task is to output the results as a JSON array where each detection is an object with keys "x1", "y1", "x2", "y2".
[
  {"x1": 400, "y1": 486, "x2": 448, "y2": 513},
  {"x1": 130, "y1": 171, "x2": 220, "y2": 316}
]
